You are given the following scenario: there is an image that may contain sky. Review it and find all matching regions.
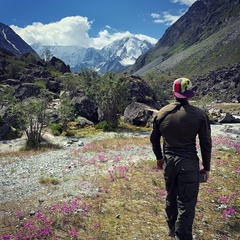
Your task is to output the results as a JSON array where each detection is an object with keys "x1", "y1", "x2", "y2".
[{"x1": 0, "y1": 0, "x2": 196, "y2": 49}]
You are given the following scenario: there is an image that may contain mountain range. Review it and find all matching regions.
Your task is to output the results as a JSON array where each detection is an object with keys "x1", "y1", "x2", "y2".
[
  {"x1": 0, "y1": 21, "x2": 156, "y2": 74},
  {"x1": 31, "y1": 37, "x2": 155, "y2": 74}
]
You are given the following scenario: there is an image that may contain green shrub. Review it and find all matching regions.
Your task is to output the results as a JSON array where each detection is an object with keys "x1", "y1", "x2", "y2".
[
  {"x1": 35, "y1": 79, "x2": 46, "y2": 89},
  {"x1": 39, "y1": 177, "x2": 60, "y2": 185},
  {"x1": 25, "y1": 138, "x2": 40, "y2": 150},
  {"x1": 63, "y1": 129, "x2": 75, "y2": 136},
  {"x1": 95, "y1": 121, "x2": 116, "y2": 131},
  {"x1": 6, "y1": 60, "x2": 25, "y2": 79},
  {"x1": 49, "y1": 123, "x2": 63, "y2": 136}
]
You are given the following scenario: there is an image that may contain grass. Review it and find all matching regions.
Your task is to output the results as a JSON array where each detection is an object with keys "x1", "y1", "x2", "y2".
[
  {"x1": 39, "y1": 177, "x2": 60, "y2": 185},
  {"x1": 0, "y1": 133, "x2": 240, "y2": 240},
  {"x1": 0, "y1": 142, "x2": 61, "y2": 161}
]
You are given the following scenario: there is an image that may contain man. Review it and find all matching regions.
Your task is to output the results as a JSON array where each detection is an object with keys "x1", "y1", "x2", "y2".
[{"x1": 150, "y1": 78, "x2": 212, "y2": 240}]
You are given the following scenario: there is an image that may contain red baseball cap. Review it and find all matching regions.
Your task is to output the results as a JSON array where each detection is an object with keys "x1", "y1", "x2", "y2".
[{"x1": 173, "y1": 78, "x2": 194, "y2": 99}]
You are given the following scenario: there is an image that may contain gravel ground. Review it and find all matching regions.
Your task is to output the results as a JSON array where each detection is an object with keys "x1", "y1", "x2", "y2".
[
  {"x1": 0, "y1": 131, "x2": 154, "y2": 217},
  {"x1": 0, "y1": 123, "x2": 239, "y2": 217}
]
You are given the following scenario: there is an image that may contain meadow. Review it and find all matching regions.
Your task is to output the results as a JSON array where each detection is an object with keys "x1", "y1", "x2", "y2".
[{"x1": 0, "y1": 133, "x2": 239, "y2": 240}]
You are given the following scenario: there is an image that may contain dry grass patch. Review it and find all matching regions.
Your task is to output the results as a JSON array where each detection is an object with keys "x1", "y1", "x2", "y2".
[
  {"x1": 0, "y1": 142, "x2": 62, "y2": 161},
  {"x1": 81, "y1": 135, "x2": 150, "y2": 152}
]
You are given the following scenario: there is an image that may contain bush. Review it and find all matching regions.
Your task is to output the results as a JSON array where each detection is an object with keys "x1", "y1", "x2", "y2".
[
  {"x1": 49, "y1": 123, "x2": 63, "y2": 136},
  {"x1": 95, "y1": 121, "x2": 116, "y2": 131},
  {"x1": 25, "y1": 138, "x2": 41, "y2": 150},
  {"x1": 6, "y1": 60, "x2": 25, "y2": 79},
  {"x1": 63, "y1": 129, "x2": 75, "y2": 136},
  {"x1": 9, "y1": 93, "x2": 50, "y2": 149},
  {"x1": 35, "y1": 79, "x2": 46, "y2": 89}
]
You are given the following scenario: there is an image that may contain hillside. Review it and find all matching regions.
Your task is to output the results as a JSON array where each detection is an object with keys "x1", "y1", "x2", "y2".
[
  {"x1": 129, "y1": 0, "x2": 240, "y2": 77},
  {"x1": 0, "y1": 22, "x2": 37, "y2": 56}
]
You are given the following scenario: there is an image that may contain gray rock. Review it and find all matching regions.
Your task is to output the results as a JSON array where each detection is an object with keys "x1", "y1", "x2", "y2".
[
  {"x1": 74, "y1": 96, "x2": 100, "y2": 123},
  {"x1": 218, "y1": 113, "x2": 240, "y2": 123},
  {"x1": 15, "y1": 83, "x2": 41, "y2": 100},
  {"x1": 76, "y1": 116, "x2": 94, "y2": 128},
  {"x1": 124, "y1": 102, "x2": 158, "y2": 127}
]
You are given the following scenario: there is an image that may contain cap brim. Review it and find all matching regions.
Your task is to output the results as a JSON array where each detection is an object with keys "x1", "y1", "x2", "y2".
[{"x1": 174, "y1": 91, "x2": 194, "y2": 99}]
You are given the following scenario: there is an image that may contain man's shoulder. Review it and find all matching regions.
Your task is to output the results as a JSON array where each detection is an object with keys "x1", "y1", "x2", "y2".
[
  {"x1": 188, "y1": 104, "x2": 208, "y2": 116},
  {"x1": 156, "y1": 102, "x2": 180, "y2": 119},
  {"x1": 160, "y1": 102, "x2": 179, "y2": 111}
]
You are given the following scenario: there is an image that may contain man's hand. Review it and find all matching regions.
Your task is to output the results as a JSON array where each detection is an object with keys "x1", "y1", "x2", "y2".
[
  {"x1": 200, "y1": 169, "x2": 210, "y2": 183},
  {"x1": 157, "y1": 159, "x2": 164, "y2": 170},
  {"x1": 205, "y1": 171, "x2": 210, "y2": 182}
]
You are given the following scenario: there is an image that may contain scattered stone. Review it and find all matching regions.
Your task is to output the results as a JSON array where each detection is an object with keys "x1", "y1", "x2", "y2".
[
  {"x1": 30, "y1": 210, "x2": 35, "y2": 216},
  {"x1": 76, "y1": 116, "x2": 94, "y2": 128},
  {"x1": 38, "y1": 199, "x2": 44, "y2": 204}
]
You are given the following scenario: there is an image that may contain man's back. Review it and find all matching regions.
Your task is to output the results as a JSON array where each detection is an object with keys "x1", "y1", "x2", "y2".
[{"x1": 159, "y1": 103, "x2": 208, "y2": 149}]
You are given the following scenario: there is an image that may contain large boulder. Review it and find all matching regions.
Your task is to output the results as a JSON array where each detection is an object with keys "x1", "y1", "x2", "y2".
[
  {"x1": 0, "y1": 124, "x2": 9, "y2": 139},
  {"x1": 218, "y1": 113, "x2": 240, "y2": 123},
  {"x1": 22, "y1": 67, "x2": 51, "y2": 79},
  {"x1": 73, "y1": 96, "x2": 102, "y2": 123},
  {"x1": 124, "y1": 102, "x2": 158, "y2": 127},
  {"x1": 19, "y1": 74, "x2": 34, "y2": 83},
  {"x1": 44, "y1": 78, "x2": 61, "y2": 93},
  {"x1": 49, "y1": 57, "x2": 71, "y2": 74},
  {"x1": 0, "y1": 105, "x2": 19, "y2": 140},
  {"x1": 2, "y1": 79, "x2": 20, "y2": 86},
  {"x1": 15, "y1": 83, "x2": 41, "y2": 100},
  {"x1": 127, "y1": 75, "x2": 162, "y2": 109}
]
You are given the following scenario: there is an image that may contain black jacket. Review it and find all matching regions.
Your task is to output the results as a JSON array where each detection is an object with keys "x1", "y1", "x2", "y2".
[{"x1": 150, "y1": 101, "x2": 212, "y2": 171}]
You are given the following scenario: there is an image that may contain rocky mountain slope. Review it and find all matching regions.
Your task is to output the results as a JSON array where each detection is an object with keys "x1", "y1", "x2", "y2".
[
  {"x1": 0, "y1": 22, "x2": 37, "y2": 56},
  {"x1": 129, "y1": 0, "x2": 240, "y2": 77}
]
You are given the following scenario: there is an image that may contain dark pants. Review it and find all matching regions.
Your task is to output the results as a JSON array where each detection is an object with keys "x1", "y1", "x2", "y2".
[{"x1": 164, "y1": 153, "x2": 200, "y2": 240}]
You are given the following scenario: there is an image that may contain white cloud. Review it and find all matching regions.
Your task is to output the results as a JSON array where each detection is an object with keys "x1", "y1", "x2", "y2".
[
  {"x1": 171, "y1": 0, "x2": 196, "y2": 6},
  {"x1": 11, "y1": 16, "x2": 92, "y2": 48},
  {"x1": 91, "y1": 30, "x2": 157, "y2": 49},
  {"x1": 10, "y1": 16, "x2": 157, "y2": 49},
  {"x1": 151, "y1": 11, "x2": 183, "y2": 26},
  {"x1": 151, "y1": 13, "x2": 161, "y2": 19},
  {"x1": 151, "y1": 0, "x2": 196, "y2": 26},
  {"x1": 134, "y1": 34, "x2": 157, "y2": 45}
]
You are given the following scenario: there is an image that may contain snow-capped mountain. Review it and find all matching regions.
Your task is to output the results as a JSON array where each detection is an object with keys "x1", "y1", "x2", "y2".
[{"x1": 32, "y1": 37, "x2": 156, "y2": 74}]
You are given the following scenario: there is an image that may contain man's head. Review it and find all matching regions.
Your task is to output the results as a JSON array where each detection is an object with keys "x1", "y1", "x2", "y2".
[{"x1": 173, "y1": 77, "x2": 194, "y2": 99}]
